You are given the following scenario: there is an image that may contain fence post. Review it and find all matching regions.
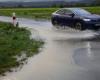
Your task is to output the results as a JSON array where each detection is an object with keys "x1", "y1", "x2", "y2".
[{"x1": 12, "y1": 12, "x2": 16, "y2": 26}]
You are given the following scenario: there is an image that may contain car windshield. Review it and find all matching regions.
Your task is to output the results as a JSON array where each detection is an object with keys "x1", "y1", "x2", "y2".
[{"x1": 72, "y1": 9, "x2": 91, "y2": 16}]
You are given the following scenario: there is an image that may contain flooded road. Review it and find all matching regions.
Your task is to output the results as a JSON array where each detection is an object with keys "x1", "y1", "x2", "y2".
[{"x1": 0, "y1": 16, "x2": 100, "y2": 80}]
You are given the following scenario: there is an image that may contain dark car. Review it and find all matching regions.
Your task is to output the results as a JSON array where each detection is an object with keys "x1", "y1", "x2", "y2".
[{"x1": 51, "y1": 8, "x2": 100, "y2": 30}]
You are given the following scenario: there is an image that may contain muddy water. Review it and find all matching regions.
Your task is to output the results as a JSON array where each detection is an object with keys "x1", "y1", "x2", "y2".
[{"x1": 0, "y1": 16, "x2": 100, "y2": 80}]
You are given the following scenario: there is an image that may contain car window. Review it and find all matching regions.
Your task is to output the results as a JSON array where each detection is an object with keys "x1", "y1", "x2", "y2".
[
  {"x1": 63, "y1": 9, "x2": 73, "y2": 15},
  {"x1": 56, "y1": 9, "x2": 73, "y2": 15},
  {"x1": 56, "y1": 9, "x2": 65, "y2": 15},
  {"x1": 72, "y1": 9, "x2": 91, "y2": 16}
]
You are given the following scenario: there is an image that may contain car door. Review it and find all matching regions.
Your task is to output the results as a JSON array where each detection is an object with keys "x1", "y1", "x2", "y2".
[
  {"x1": 55, "y1": 9, "x2": 65, "y2": 25},
  {"x1": 61, "y1": 9, "x2": 74, "y2": 27}
]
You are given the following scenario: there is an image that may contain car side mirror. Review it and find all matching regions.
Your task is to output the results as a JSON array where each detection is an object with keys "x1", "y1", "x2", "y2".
[{"x1": 69, "y1": 13, "x2": 75, "y2": 18}]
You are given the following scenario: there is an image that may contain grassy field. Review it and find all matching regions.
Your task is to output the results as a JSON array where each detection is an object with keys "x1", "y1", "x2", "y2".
[
  {"x1": 0, "y1": 8, "x2": 57, "y2": 19},
  {"x1": 0, "y1": 22, "x2": 44, "y2": 75},
  {"x1": 0, "y1": 6, "x2": 99, "y2": 19}
]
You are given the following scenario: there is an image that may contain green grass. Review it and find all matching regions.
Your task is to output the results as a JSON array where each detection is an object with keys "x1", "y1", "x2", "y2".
[
  {"x1": 83, "y1": 6, "x2": 100, "y2": 14},
  {"x1": 0, "y1": 8, "x2": 58, "y2": 19},
  {"x1": 0, "y1": 7, "x2": 99, "y2": 19},
  {"x1": 0, "y1": 22, "x2": 44, "y2": 75}
]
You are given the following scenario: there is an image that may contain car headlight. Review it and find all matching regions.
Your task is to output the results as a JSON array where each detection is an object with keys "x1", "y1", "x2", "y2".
[{"x1": 83, "y1": 19, "x2": 91, "y2": 21}]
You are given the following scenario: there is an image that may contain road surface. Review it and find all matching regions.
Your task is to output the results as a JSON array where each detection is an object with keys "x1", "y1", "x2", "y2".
[{"x1": 0, "y1": 16, "x2": 100, "y2": 80}]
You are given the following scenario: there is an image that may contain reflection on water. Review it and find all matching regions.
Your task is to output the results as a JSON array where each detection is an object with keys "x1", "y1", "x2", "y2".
[
  {"x1": 73, "y1": 42, "x2": 100, "y2": 68},
  {"x1": 73, "y1": 42, "x2": 100, "y2": 80}
]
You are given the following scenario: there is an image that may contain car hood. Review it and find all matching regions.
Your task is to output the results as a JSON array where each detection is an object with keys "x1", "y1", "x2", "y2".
[{"x1": 81, "y1": 14, "x2": 100, "y2": 19}]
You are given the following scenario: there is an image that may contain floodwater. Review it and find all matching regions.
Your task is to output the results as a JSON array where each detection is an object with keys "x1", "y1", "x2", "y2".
[{"x1": 0, "y1": 16, "x2": 100, "y2": 80}]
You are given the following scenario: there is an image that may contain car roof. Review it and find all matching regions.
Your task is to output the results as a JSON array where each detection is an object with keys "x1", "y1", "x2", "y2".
[
  {"x1": 63, "y1": 8, "x2": 83, "y2": 10},
  {"x1": 54, "y1": 8, "x2": 84, "y2": 14}
]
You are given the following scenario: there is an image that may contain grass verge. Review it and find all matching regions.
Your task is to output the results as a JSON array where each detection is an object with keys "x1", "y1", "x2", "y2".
[
  {"x1": 0, "y1": 22, "x2": 44, "y2": 75},
  {"x1": 0, "y1": 7, "x2": 99, "y2": 19}
]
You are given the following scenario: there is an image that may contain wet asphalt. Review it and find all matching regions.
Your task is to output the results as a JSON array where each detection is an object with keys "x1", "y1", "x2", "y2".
[{"x1": 0, "y1": 16, "x2": 100, "y2": 80}]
